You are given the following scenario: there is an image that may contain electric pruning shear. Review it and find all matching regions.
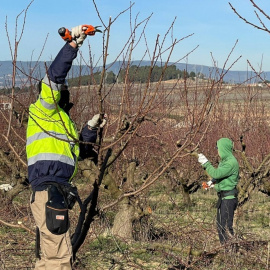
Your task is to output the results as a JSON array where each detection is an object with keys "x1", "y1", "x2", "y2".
[{"x1": 58, "y1": 25, "x2": 102, "y2": 42}]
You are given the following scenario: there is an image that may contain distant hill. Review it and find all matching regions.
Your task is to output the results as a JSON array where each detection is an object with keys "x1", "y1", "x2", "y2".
[
  {"x1": 0, "y1": 60, "x2": 269, "y2": 88},
  {"x1": 104, "y1": 60, "x2": 270, "y2": 84}
]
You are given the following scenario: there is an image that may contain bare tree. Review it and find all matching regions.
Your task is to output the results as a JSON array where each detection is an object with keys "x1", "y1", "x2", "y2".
[
  {"x1": 229, "y1": 0, "x2": 270, "y2": 205},
  {"x1": 0, "y1": 1, "x2": 251, "y2": 266}
]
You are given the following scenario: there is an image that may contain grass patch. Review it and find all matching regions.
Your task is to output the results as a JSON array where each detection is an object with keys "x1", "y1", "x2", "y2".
[
  {"x1": 89, "y1": 235, "x2": 129, "y2": 253},
  {"x1": 0, "y1": 185, "x2": 269, "y2": 270}
]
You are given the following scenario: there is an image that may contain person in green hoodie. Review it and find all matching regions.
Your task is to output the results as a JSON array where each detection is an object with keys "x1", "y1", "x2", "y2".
[{"x1": 197, "y1": 138, "x2": 239, "y2": 244}]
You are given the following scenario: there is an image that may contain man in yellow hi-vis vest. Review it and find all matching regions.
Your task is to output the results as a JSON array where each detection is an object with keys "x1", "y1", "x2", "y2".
[{"x1": 26, "y1": 25, "x2": 89, "y2": 270}]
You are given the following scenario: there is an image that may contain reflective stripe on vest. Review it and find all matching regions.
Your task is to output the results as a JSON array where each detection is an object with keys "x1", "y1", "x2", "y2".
[
  {"x1": 40, "y1": 97, "x2": 57, "y2": 110},
  {"x1": 26, "y1": 131, "x2": 69, "y2": 146},
  {"x1": 28, "y1": 153, "x2": 75, "y2": 166}
]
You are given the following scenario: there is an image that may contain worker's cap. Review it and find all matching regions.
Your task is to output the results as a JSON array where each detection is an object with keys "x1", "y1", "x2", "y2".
[{"x1": 88, "y1": 114, "x2": 100, "y2": 129}]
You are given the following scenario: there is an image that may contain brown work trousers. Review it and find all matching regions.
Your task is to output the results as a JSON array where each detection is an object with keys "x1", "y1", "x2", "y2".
[{"x1": 30, "y1": 190, "x2": 72, "y2": 270}]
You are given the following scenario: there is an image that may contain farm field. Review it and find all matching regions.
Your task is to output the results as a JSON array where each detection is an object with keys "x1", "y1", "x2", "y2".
[
  {"x1": 2, "y1": 0, "x2": 270, "y2": 268},
  {"x1": 0, "y1": 181, "x2": 269, "y2": 269},
  {"x1": 1, "y1": 80, "x2": 270, "y2": 269}
]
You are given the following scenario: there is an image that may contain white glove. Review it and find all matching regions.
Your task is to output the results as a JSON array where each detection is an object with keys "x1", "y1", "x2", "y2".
[
  {"x1": 207, "y1": 180, "x2": 214, "y2": 188},
  {"x1": 88, "y1": 114, "x2": 107, "y2": 128},
  {"x1": 100, "y1": 114, "x2": 107, "y2": 128},
  {"x1": 198, "y1": 153, "x2": 208, "y2": 165},
  {"x1": 88, "y1": 114, "x2": 100, "y2": 128},
  {"x1": 71, "y1": 25, "x2": 86, "y2": 47}
]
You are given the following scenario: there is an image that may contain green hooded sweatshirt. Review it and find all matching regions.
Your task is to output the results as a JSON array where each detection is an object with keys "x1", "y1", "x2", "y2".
[{"x1": 203, "y1": 138, "x2": 239, "y2": 199}]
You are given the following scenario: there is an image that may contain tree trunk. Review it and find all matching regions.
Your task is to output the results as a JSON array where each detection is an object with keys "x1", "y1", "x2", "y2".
[
  {"x1": 111, "y1": 197, "x2": 136, "y2": 240},
  {"x1": 170, "y1": 167, "x2": 192, "y2": 206},
  {"x1": 180, "y1": 184, "x2": 192, "y2": 206},
  {"x1": 110, "y1": 161, "x2": 144, "y2": 240}
]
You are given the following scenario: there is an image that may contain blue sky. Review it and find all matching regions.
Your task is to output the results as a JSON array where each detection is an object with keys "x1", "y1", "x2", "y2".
[{"x1": 1, "y1": 0, "x2": 270, "y2": 71}]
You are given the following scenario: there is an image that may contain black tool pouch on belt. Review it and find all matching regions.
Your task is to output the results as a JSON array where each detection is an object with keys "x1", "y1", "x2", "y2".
[
  {"x1": 60, "y1": 185, "x2": 78, "y2": 210},
  {"x1": 46, "y1": 185, "x2": 69, "y2": 235}
]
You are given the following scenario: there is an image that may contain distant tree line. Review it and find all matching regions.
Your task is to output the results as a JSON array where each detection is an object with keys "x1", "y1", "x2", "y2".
[
  {"x1": 0, "y1": 86, "x2": 28, "y2": 95},
  {"x1": 0, "y1": 66, "x2": 201, "y2": 94},
  {"x1": 68, "y1": 71, "x2": 116, "y2": 86},
  {"x1": 119, "y1": 65, "x2": 196, "y2": 83},
  {"x1": 68, "y1": 65, "x2": 198, "y2": 86}
]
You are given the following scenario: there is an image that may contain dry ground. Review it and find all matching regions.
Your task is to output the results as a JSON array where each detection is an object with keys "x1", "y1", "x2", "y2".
[{"x1": 0, "y1": 182, "x2": 269, "y2": 270}]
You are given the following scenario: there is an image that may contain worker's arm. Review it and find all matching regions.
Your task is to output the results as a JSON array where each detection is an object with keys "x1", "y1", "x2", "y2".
[
  {"x1": 79, "y1": 114, "x2": 107, "y2": 159},
  {"x1": 45, "y1": 25, "x2": 86, "y2": 85},
  {"x1": 79, "y1": 125, "x2": 98, "y2": 160},
  {"x1": 203, "y1": 162, "x2": 233, "y2": 180},
  {"x1": 37, "y1": 26, "x2": 86, "y2": 111},
  {"x1": 37, "y1": 42, "x2": 78, "y2": 111},
  {"x1": 47, "y1": 42, "x2": 78, "y2": 85}
]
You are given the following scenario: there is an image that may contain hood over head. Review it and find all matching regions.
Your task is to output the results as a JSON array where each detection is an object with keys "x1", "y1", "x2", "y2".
[{"x1": 217, "y1": 138, "x2": 234, "y2": 160}]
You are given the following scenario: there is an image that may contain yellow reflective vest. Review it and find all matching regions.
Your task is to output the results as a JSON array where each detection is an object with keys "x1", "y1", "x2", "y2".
[{"x1": 26, "y1": 75, "x2": 79, "y2": 188}]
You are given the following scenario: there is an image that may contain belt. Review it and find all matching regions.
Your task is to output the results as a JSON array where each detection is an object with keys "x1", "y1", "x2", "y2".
[
  {"x1": 32, "y1": 184, "x2": 51, "y2": 192},
  {"x1": 32, "y1": 181, "x2": 70, "y2": 192},
  {"x1": 217, "y1": 188, "x2": 238, "y2": 199}
]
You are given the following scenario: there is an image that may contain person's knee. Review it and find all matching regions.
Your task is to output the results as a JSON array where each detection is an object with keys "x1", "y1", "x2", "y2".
[{"x1": 42, "y1": 232, "x2": 72, "y2": 258}]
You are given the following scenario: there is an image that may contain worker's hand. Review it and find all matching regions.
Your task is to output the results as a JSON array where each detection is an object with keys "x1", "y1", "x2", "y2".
[
  {"x1": 88, "y1": 114, "x2": 107, "y2": 129},
  {"x1": 202, "y1": 181, "x2": 214, "y2": 190},
  {"x1": 207, "y1": 180, "x2": 214, "y2": 188},
  {"x1": 100, "y1": 114, "x2": 107, "y2": 128},
  {"x1": 198, "y1": 153, "x2": 208, "y2": 165},
  {"x1": 88, "y1": 114, "x2": 100, "y2": 128},
  {"x1": 71, "y1": 25, "x2": 86, "y2": 47}
]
